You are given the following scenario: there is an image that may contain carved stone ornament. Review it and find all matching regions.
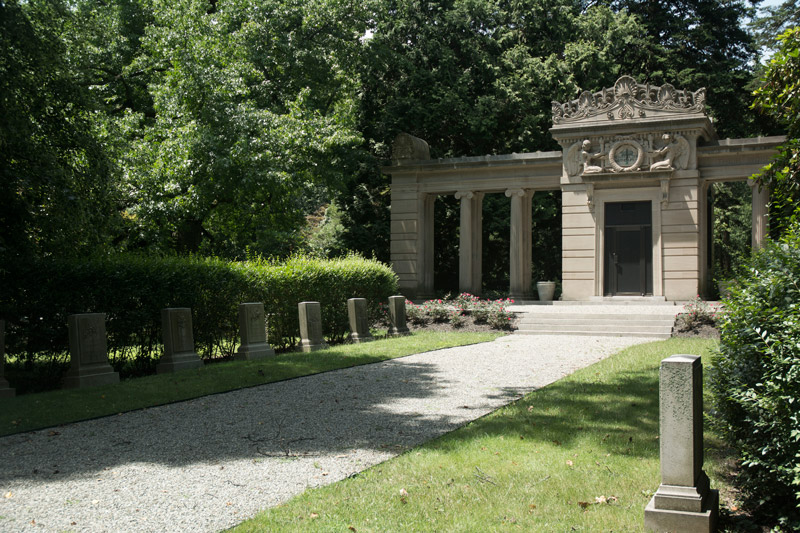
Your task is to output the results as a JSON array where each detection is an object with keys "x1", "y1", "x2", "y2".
[
  {"x1": 608, "y1": 139, "x2": 645, "y2": 172},
  {"x1": 564, "y1": 133, "x2": 691, "y2": 177},
  {"x1": 552, "y1": 76, "x2": 706, "y2": 124},
  {"x1": 392, "y1": 133, "x2": 431, "y2": 161}
]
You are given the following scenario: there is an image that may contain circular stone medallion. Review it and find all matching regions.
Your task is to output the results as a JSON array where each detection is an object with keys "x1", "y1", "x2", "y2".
[{"x1": 609, "y1": 140, "x2": 644, "y2": 172}]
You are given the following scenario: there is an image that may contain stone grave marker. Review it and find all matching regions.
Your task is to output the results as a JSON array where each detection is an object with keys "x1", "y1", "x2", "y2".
[
  {"x1": 387, "y1": 295, "x2": 410, "y2": 336},
  {"x1": 0, "y1": 320, "x2": 16, "y2": 397},
  {"x1": 347, "y1": 298, "x2": 374, "y2": 343},
  {"x1": 298, "y1": 301, "x2": 328, "y2": 352},
  {"x1": 645, "y1": 354, "x2": 718, "y2": 532},
  {"x1": 235, "y1": 302, "x2": 275, "y2": 360},
  {"x1": 63, "y1": 313, "x2": 120, "y2": 388},
  {"x1": 158, "y1": 308, "x2": 204, "y2": 373}
]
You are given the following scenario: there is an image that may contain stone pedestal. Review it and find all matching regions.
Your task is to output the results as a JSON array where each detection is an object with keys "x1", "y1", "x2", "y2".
[
  {"x1": 645, "y1": 354, "x2": 718, "y2": 532},
  {"x1": 298, "y1": 302, "x2": 329, "y2": 352},
  {"x1": 387, "y1": 295, "x2": 410, "y2": 336},
  {"x1": 63, "y1": 314, "x2": 120, "y2": 389},
  {"x1": 235, "y1": 302, "x2": 275, "y2": 360},
  {"x1": 348, "y1": 298, "x2": 374, "y2": 343},
  {"x1": 157, "y1": 308, "x2": 203, "y2": 373},
  {"x1": 0, "y1": 320, "x2": 16, "y2": 397}
]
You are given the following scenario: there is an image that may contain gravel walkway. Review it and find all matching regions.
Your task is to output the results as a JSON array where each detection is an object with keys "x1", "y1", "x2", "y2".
[{"x1": 0, "y1": 334, "x2": 650, "y2": 533}]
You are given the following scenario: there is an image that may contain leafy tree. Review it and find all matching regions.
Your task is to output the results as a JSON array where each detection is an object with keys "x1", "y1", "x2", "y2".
[
  {"x1": 600, "y1": 0, "x2": 764, "y2": 138},
  {"x1": 111, "y1": 0, "x2": 369, "y2": 258},
  {"x1": 753, "y1": 26, "x2": 800, "y2": 237},
  {"x1": 0, "y1": 0, "x2": 121, "y2": 263},
  {"x1": 750, "y1": 0, "x2": 800, "y2": 53}
]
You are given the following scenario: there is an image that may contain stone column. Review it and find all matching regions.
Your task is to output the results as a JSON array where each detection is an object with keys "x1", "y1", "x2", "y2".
[
  {"x1": 235, "y1": 302, "x2": 275, "y2": 360},
  {"x1": 645, "y1": 354, "x2": 718, "y2": 532},
  {"x1": 750, "y1": 179, "x2": 769, "y2": 250},
  {"x1": 455, "y1": 191, "x2": 484, "y2": 295},
  {"x1": 63, "y1": 313, "x2": 120, "y2": 388},
  {"x1": 387, "y1": 295, "x2": 410, "y2": 336},
  {"x1": 417, "y1": 193, "x2": 435, "y2": 299},
  {"x1": 0, "y1": 320, "x2": 15, "y2": 397},
  {"x1": 506, "y1": 188, "x2": 533, "y2": 299},
  {"x1": 158, "y1": 308, "x2": 204, "y2": 373},
  {"x1": 298, "y1": 301, "x2": 329, "y2": 352},
  {"x1": 348, "y1": 298, "x2": 374, "y2": 343}
]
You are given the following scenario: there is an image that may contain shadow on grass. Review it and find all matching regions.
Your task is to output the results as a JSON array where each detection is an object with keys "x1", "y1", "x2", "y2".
[{"x1": 428, "y1": 365, "x2": 661, "y2": 458}]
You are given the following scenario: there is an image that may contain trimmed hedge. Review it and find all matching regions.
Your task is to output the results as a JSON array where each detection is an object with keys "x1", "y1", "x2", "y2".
[
  {"x1": 708, "y1": 223, "x2": 800, "y2": 528},
  {"x1": 1, "y1": 253, "x2": 397, "y2": 388}
]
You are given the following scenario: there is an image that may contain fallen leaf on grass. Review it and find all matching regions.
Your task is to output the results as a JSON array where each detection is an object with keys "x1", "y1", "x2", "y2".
[{"x1": 309, "y1": 513, "x2": 319, "y2": 519}]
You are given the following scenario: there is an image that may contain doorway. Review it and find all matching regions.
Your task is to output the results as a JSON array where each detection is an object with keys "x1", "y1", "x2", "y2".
[{"x1": 604, "y1": 201, "x2": 653, "y2": 296}]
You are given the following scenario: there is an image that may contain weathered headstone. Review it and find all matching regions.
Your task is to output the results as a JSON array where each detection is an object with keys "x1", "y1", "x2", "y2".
[
  {"x1": 645, "y1": 354, "x2": 718, "y2": 532},
  {"x1": 157, "y1": 308, "x2": 204, "y2": 373},
  {"x1": 63, "y1": 314, "x2": 120, "y2": 389},
  {"x1": 235, "y1": 302, "x2": 275, "y2": 360},
  {"x1": 347, "y1": 298, "x2": 374, "y2": 343},
  {"x1": 298, "y1": 301, "x2": 328, "y2": 352},
  {"x1": 387, "y1": 295, "x2": 410, "y2": 336},
  {"x1": 0, "y1": 320, "x2": 16, "y2": 397}
]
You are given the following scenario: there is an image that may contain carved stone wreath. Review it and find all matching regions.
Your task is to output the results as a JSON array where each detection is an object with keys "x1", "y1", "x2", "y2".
[{"x1": 608, "y1": 139, "x2": 644, "y2": 172}]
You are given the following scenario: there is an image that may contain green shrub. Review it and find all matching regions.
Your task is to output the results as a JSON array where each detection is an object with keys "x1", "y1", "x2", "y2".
[
  {"x1": 0, "y1": 253, "x2": 397, "y2": 392},
  {"x1": 708, "y1": 222, "x2": 800, "y2": 528}
]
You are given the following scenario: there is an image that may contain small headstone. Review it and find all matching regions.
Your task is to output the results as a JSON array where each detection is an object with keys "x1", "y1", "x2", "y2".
[
  {"x1": 63, "y1": 314, "x2": 120, "y2": 389},
  {"x1": 0, "y1": 320, "x2": 16, "y2": 397},
  {"x1": 235, "y1": 302, "x2": 275, "y2": 360},
  {"x1": 298, "y1": 301, "x2": 328, "y2": 352},
  {"x1": 387, "y1": 295, "x2": 410, "y2": 336},
  {"x1": 347, "y1": 298, "x2": 374, "y2": 343},
  {"x1": 645, "y1": 354, "x2": 718, "y2": 532},
  {"x1": 157, "y1": 308, "x2": 204, "y2": 373}
]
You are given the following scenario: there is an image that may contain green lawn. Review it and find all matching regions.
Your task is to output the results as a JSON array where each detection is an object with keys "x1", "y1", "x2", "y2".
[
  {"x1": 1, "y1": 330, "x2": 503, "y2": 437},
  {"x1": 232, "y1": 337, "x2": 723, "y2": 532}
]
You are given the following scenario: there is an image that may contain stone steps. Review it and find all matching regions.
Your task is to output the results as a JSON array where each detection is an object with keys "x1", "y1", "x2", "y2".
[{"x1": 514, "y1": 311, "x2": 677, "y2": 339}]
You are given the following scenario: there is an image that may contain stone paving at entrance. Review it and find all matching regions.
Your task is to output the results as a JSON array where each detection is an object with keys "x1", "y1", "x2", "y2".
[{"x1": 0, "y1": 333, "x2": 650, "y2": 533}]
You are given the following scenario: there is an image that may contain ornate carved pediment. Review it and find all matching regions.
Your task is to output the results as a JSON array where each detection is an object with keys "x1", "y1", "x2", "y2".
[{"x1": 552, "y1": 76, "x2": 706, "y2": 125}]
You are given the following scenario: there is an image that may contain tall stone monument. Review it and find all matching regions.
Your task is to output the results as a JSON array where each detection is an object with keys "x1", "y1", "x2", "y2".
[
  {"x1": 298, "y1": 301, "x2": 328, "y2": 352},
  {"x1": 157, "y1": 308, "x2": 204, "y2": 373},
  {"x1": 347, "y1": 298, "x2": 374, "y2": 343},
  {"x1": 387, "y1": 295, "x2": 410, "y2": 336},
  {"x1": 63, "y1": 313, "x2": 120, "y2": 388},
  {"x1": 0, "y1": 320, "x2": 16, "y2": 397},
  {"x1": 645, "y1": 354, "x2": 718, "y2": 532},
  {"x1": 235, "y1": 302, "x2": 275, "y2": 360}
]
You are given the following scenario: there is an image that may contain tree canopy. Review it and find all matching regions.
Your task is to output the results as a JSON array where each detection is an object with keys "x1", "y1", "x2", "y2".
[{"x1": 0, "y1": 0, "x2": 783, "y2": 269}]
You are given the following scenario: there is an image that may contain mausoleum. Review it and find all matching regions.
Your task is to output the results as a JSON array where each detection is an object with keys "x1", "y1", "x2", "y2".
[{"x1": 384, "y1": 76, "x2": 783, "y2": 301}]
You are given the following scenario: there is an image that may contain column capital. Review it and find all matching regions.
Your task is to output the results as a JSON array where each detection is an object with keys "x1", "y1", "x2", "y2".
[
  {"x1": 505, "y1": 188, "x2": 533, "y2": 198},
  {"x1": 455, "y1": 190, "x2": 474, "y2": 200}
]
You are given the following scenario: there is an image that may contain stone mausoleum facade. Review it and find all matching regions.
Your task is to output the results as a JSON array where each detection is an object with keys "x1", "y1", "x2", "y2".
[{"x1": 384, "y1": 76, "x2": 784, "y2": 301}]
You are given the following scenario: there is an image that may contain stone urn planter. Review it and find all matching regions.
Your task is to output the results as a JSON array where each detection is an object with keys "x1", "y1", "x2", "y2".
[{"x1": 536, "y1": 281, "x2": 556, "y2": 302}]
